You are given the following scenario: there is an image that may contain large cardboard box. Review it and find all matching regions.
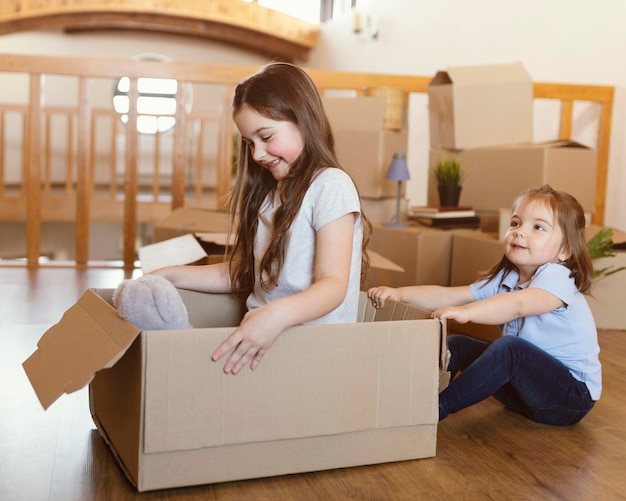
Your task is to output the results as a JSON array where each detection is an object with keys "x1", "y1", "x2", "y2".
[
  {"x1": 585, "y1": 225, "x2": 626, "y2": 330},
  {"x1": 324, "y1": 97, "x2": 408, "y2": 199},
  {"x1": 428, "y1": 141, "x2": 597, "y2": 213},
  {"x1": 428, "y1": 62, "x2": 533, "y2": 149},
  {"x1": 363, "y1": 224, "x2": 453, "y2": 290},
  {"x1": 22, "y1": 291, "x2": 449, "y2": 491},
  {"x1": 448, "y1": 230, "x2": 504, "y2": 341},
  {"x1": 153, "y1": 208, "x2": 228, "y2": 242}
]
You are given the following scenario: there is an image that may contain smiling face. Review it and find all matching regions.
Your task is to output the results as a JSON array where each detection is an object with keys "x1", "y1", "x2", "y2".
[
  {"x1": 234, "y1": 104, "x2": 305, "y2": 181},
  {"x1": 504, "y1": 199, "x2": 570, "y2": 283}
]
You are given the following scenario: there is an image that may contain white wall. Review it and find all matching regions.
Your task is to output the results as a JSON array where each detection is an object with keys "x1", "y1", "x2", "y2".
[{"x1": 309, "y1": 0, "x2": 626, "y2": 231}]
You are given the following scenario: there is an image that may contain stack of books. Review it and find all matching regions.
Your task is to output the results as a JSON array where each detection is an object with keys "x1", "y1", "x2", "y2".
[{"x1": 408, "y1": 206, "x2": 481, "y2": 229}]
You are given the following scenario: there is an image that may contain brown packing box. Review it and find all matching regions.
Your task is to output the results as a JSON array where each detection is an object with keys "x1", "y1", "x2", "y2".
[
  {"x1": 153, "y1": 207, "x2": 228, "y2": 242},
  {"x1": 363, "y1": 224, "x2": 453, "y2": 290},
  {"x1": 585, "y1": 225, "x2": 626, "y2": 330},
  {"x1": 323, "y1": 96, "x2": 408, "y2": 199},
  {"x1": 428, "y1": 141, "x2": 597, "y2": 213},
  {"x1": 428, "y1": 62, "x2": 533, "y2": 149},
  {"x1": 22, "y1": 291, "x2": 449, "y2": 491},
  {"x1": 448, "y1": 230, "x2": 504, "y2": 341}
]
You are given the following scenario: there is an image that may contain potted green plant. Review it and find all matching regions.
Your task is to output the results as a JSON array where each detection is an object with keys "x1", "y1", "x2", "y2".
[{"x1": 433, "y1": 156, "x2": 464, "y2": 207}]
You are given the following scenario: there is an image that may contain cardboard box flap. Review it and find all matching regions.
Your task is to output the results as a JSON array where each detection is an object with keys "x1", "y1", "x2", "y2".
[
  {"x1": 503, "y1": 140, "x2": 590, "y2": 151},
  {"x1": 22, "y1": 289, "x2": 140, "y2": 410},
  {"x1": 139, "y1": 234, "x2": 208, "y2": 274},
  {"x1": 142, "y1": 319, "x2": 441, "y2": 454},
  {"x1": 445, "y1": 62, "x2": 531, "y2": 85},
  {"x1": 429, "y1": 71, "x2": 452, "y2": 86}
]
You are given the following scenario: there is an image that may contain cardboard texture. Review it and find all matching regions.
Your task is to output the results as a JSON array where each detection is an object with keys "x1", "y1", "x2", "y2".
[
  {"x1": 324, "y1": 97, "x2": 408, "y2": 199},
  {"x1": 23, "y1": 290, "x2": 448, "y2": 491},
  {"x1": 153, "y1": 207, "x2": 228, "y2": 242},
  {"x1": 363, "y1": 224, "x2": 453, "y2": 290},
  {"x1": 585, "y1": 225, "x2": 626, "y2": 330},
  {"x1": 448, "y1": 230, "x2": 504, "y2": 341},
  {"x1": 428, "y1": 62, "x2": 533, "y2": 149},
  {"x1": 428, "y1": 141, "x2": 597, "y2": 213}
]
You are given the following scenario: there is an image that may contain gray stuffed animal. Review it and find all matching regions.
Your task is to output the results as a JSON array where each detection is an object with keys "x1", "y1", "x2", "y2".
[{"x1": 112, "y1": 274, "x2": 192, "y2": 330}]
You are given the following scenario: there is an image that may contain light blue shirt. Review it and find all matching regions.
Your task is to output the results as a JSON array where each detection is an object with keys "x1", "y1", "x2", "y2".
[{"x1": 470, "y1": 263, "x2": 602, "y2": 400}]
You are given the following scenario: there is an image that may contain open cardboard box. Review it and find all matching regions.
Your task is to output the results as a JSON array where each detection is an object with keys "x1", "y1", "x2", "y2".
[
  {"x1": 364, "y1": 223, "x2": 454, "y2": 290},
  {"x1": 428, "y1": 62, "x2": 533, "y2": 150},
  {"x1": 22, "y1": 290, "x2": 449, "y2": 491}
]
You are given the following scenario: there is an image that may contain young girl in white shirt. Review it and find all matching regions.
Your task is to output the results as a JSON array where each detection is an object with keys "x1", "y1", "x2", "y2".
[{"x1": 153, "y1": 62, "x2": 370, "y2": 375}]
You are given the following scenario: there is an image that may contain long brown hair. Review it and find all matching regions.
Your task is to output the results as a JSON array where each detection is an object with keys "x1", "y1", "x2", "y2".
[
  {"x1": 226, "y1": 62, "x2": 371, "y2": 301},
  {"x1": 481, "y1": 184, "x2": 594, "y2": 294}
]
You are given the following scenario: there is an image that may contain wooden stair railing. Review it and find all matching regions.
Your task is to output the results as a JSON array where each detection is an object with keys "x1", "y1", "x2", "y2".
[{"x1": 0, "y1": 54, "x2": 614, "y2": 269}]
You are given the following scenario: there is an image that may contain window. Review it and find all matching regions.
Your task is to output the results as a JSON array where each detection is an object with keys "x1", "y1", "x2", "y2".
[{"x1": 112, "y1": 54, "x2": 192, "y2": 135}]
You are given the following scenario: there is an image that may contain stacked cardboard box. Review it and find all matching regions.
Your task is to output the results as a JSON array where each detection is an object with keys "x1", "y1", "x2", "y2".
[
  {"x1": 427, "y1": 62, "x2": 597, "y2": 217},
  {"x1": 363, "y1": 223, "x2": 453, "y2": 290},
  {"x1": 324, "y1": 96, "x2": 408, "y2": 199}
]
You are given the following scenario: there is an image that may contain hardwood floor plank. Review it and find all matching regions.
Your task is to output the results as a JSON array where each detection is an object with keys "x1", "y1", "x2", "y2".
[{"x1": 1, "y1": 268, "x2": 625, "y2": 500}]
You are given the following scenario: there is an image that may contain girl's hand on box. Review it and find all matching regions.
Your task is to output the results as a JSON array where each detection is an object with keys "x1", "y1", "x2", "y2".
[
  {"x1": 432, "y1": 305, "x2": 470, "y2": 324},
  {"x1": 211, "y1": 301, "x2": 287, "y2": 374},
  {"x1": 367, "y1": 286, "x2": 398, "y2": 309}
]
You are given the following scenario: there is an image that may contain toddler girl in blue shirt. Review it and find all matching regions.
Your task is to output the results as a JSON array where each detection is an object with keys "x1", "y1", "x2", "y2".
[{"x1": 368, "y1": 184, "x2": 600, "y2": 425}]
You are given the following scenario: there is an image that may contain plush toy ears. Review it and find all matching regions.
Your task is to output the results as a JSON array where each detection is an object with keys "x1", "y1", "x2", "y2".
[{"x1": 112, "y1": 274, "x2": 192, "y2": 330}]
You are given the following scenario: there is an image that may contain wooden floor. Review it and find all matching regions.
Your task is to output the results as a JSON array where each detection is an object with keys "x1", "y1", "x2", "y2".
[{"x1": 1, "y1": 267, "x2": 625, "y2": 501}]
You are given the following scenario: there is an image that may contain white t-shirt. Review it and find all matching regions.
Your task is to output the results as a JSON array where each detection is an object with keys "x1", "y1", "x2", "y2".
[{"x1": 246, "y1": 168, "x2": 363, "y2": 323}]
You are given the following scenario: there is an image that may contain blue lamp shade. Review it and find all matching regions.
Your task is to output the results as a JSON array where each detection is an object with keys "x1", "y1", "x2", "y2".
[
  {"x1": 386, "y1": 153, "x2": 410, "y2": 181},
  {"x1": 384, "y1": 153, "x2": 410, "y2": 228}
]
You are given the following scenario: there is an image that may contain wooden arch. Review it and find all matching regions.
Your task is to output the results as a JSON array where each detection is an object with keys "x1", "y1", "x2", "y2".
[{"x1": 0, "y1": 0, "x2": 319, "y2": 61}]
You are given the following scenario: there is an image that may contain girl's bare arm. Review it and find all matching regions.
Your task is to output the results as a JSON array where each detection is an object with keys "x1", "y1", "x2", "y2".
[
  {"x1": 433, "y1": 287, "x2": 564, "y2": 325},
  {"x1": 150, "y1": 260, "x2": 232, "y2": 293},
  {"x1": 212, "y1": 212, "x2": 356, "y2": 374},
  {"x1": 367, "y1": 284, "x2": 475, "y2": 311}
]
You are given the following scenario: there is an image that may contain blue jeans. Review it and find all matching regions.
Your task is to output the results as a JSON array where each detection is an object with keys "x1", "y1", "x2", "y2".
[{"x1": 439, "y1": 335, "x2": 595, "y2": 425}]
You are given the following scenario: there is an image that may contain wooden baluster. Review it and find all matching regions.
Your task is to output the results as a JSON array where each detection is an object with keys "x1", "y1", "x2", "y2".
[
  {"x1": 153, "y1": 129, "x2": 161, "y2": 201},
  {"x1": 66, "y1": 111, "x2": 74, "y2": 196},
  {"x1": 110, "y1": 115, "x2": 118, "y2": 200},
  {"x1": 26, "y1": 73, "x2": 43, "y2": 268},
  {"x1": 194, "y1": 118, "x2": 204, "y2": 200},
  {"x1": 0, "y1": 111, "x2": 4, "y2": 197},
  {"x1": 593, "y1": 99, "x2": 614, "y2": 225},
  {"x1": 44, "y1": 113, "x2": 51, "y2": 195},
  {"x1": 75, "y1": 77, "x2": 92, "y2": 267},
  {"x1": 558, "y1": 99, "x2": 574, "y2": 140},
  {"x1": 171, "y1": 81, "x2": 187, "y2": 210},
  {"x1": 216, "y1": 84, "x2": 234, "y2": 211},
  {"x1": 123, "y1": 78, "x2": 139, "y2": 270}
]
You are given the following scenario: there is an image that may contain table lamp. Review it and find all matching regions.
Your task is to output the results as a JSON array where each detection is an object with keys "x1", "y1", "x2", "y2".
[{"x1": 384, "y1": 153, "x2": 410, "y2": 227}]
